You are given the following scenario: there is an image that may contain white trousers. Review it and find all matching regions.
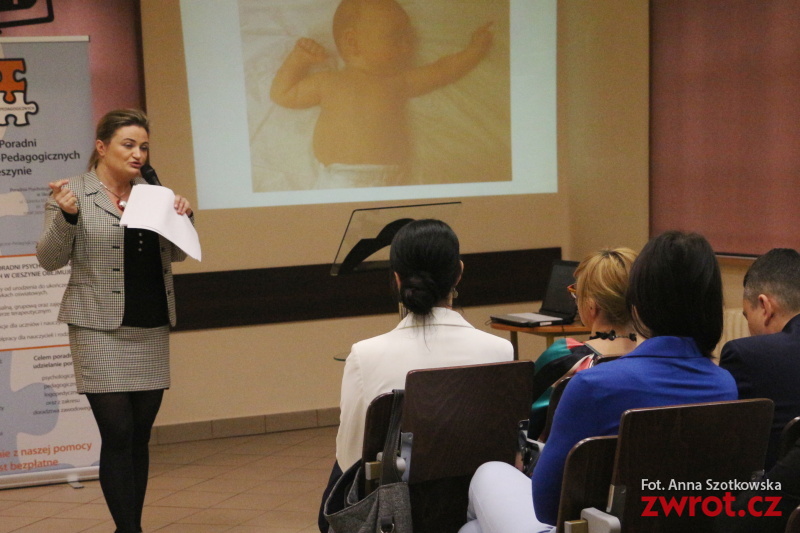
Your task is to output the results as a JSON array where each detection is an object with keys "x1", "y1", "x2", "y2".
[{"x1": 459, "y1": 462, "x2": 554, "y2": 533}]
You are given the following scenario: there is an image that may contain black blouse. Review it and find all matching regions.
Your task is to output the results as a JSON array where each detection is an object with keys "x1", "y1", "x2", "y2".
[{"x1": 121, "y1": 228, "x2": 169, "y2": 327}]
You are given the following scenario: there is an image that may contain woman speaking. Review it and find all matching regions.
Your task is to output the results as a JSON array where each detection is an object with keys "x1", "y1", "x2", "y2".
[{"x1": 37, "y1": 109, "x2": 193, "y2": 533}]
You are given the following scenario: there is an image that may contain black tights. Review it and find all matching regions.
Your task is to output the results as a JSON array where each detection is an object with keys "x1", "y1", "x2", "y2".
[{"x1": 87, "y1": 389, "x2": 164, "y2": 533}]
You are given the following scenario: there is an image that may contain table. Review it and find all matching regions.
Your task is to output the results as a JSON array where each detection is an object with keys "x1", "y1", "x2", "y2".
[{"x1": 490, "y1": 322, "x2": 592, "y2": 360}]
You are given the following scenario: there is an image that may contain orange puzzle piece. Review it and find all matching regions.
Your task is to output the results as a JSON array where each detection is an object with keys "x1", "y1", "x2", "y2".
[{"x1": 0, "y1": 59, "x2": 27, "y2": 104}]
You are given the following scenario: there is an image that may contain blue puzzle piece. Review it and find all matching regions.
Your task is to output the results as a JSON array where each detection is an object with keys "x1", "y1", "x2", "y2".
[{"x1": 0, "y1": 351, "x2": 59, "y2": 474}]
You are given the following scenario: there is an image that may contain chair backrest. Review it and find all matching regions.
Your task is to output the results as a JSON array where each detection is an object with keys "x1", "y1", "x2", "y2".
[
  {"x1": 780, "y1": 416, "x2": 800, "y2": 460},
  {"x1": 556, "y1": 436, "x2": 617, "y2": 533},
  {"x1": 608, "y1": 398, "x2": 774, "y2": 532},
  {"x1": 361, "y1": 392, "x2": 395, "y2": 465},
  {"x1": 358, "y1": 392, "x2": 395, "y2": 496},
  {"x1": 534, "y1": 358, "x2": 618, "y2": 443},
  {"x1": 402, "y1": 360, "x2": 535, "y2": 532},
  {"x1": 786, "y1": 504, "x2": 800, "y2": 533},
  {"x1": 538, "y1": 375, "x2": 572, "y2": 442},
  {"x1": 401, "y1": 360, "x2": 535, "y2": 482}
]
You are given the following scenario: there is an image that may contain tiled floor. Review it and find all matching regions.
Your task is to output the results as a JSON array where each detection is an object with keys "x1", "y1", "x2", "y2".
[{"x1": 0, "y1": 426, "x2": 336, "y2": 532}]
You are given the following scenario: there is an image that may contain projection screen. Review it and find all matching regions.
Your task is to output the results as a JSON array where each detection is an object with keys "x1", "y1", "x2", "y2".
[{"x1": 180, "y1": 0, "x2": 556, "y2": 209}]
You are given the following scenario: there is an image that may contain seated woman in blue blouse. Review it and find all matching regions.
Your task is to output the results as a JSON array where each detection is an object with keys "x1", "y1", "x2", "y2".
[{"x1": 459, "y1": 231, "x2": 738, "y2": 533}]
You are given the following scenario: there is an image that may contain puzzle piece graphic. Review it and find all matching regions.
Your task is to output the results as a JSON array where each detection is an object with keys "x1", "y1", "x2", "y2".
[
  {"x1": 0, "y1": 59, "x2": 26, "y2": 104},
  {"x1": 0, "y1": 92, "x2": 38, "y2": 126},
  {"x1": 0, "y1": 191, "x2": 29, "y2": 217},
  {"x1": 0, "y1": 352, "x2": 59, "y2": 473}
]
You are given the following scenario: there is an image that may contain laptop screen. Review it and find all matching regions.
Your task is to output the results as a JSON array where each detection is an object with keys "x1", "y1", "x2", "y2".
[{"x1": 540, "y1": 260, "x2": 579, "y2": 319}]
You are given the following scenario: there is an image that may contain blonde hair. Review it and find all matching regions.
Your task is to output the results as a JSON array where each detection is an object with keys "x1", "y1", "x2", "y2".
[{"x1": 574, "y1": 247, "x2": 638, "y2": 327}]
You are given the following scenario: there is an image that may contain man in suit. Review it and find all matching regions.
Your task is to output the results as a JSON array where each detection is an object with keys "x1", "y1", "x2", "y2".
[{"x1": 720, "y1": 248, "x2": 800, "y2": 470}]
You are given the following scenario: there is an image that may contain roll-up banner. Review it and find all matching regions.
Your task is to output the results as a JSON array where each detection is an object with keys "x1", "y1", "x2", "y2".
[{"x1": 0, "y1": 37, "x2": 99, "y2": 489}]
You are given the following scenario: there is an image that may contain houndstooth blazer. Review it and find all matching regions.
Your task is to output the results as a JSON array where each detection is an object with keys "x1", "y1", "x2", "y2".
[{"x1": 36, "y1": 171, "x2": 190, "y2": 330}]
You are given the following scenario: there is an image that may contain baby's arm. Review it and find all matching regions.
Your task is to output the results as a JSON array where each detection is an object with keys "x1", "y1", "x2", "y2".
[
  {"x1": 270, "y1": 38, "x2": 329, "y2": 109},
  {"x1": 404, "y1": 22, "x2": 494, "y2": 98}
]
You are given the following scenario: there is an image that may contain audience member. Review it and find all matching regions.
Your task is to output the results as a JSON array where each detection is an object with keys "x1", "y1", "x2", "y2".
[
  {"x1": 719, "y1": 248, "x2": 800, "y2": 470},
  {"x1": 459, "y1": 231, "x2": 737, "y2": 533},
  {"x1": 528, "y1": 248, "x2": 638, "y2": 439},
  {"x1": 715, "y1": 435, "x2": 800, "y2": 533},
  {"x1": 318, "y1": 218, "x2": 513, "y2": 532}
]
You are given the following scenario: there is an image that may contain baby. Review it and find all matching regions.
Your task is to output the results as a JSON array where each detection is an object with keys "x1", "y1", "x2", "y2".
[{"x1": 270, "y1": 0, "x2": 493, "y2": 188}]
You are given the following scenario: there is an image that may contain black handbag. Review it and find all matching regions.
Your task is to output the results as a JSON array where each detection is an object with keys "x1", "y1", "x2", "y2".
[{"x1": 324, "y1": 390, "x2": 413, "y2": 533}]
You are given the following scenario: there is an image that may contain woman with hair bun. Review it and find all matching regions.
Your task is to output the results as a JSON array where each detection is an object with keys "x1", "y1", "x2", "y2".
[
  {"x1": 390, "y1": 217, "x2": 464, "y2": 317},
  {"x1": 320, "y1": 219, "x2": 513, "y2": 532},
  {"x1": 336, "y1": 218, "x2": 513, "y2": 469}
]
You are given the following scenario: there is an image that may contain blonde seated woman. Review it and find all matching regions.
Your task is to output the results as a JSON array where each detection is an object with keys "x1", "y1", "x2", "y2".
[{"x1": 527, "y1": 248, "x2": 639, "y2": 441}]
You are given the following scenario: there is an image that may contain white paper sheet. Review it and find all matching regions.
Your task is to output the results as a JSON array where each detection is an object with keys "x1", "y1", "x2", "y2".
[{"x1": 119, "y1": 184, "x2": 201, "y2": 261}]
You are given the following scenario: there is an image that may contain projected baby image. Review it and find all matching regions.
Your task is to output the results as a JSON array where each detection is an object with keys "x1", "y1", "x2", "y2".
[{"x1": 239, "y1": 0, "x2": 511, "y2": 192}]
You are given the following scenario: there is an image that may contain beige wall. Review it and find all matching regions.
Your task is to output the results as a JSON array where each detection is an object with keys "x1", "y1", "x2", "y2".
[
  {"x1": 559, "y1": 1, "x2": 650, "y2": 259},
  {"x1": 139, "y1": 0, "x2": 650, "y2": 427},
  {"x1": 720, "y1": 257, "x2": 753, "y2": 309}
]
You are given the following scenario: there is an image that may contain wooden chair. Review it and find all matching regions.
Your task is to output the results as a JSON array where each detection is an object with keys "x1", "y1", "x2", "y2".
[
  {"x1": 558, "y1": 398, "x2": 774, "y2": 532},
  {"x1": 535, "y1": 357, "x2": 618, "y2": 443},
  {"x1": 401, "y1": 360, "x2": 536, "y2": 533},
  {"x1": 786, "y1": 504, "x2": 800, "y2": 533},
  {"x1": 556, "y1": 436, "x2": 617, "y2": 533},
  {"x1": 323, "y1": 391, "x2": 399, "y2": 529},
  {"x1": 780, "y1": 416, "x2": 800, "y2": 461},
  {"x1": 360, "y1": 392, "x2": 395, "y2": 495},
  {"x1": 538, "y1": 375, "x2": 572, "y2": 442}
]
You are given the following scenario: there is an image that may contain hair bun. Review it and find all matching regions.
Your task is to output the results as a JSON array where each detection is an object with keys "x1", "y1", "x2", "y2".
[{"x1": 401, "y1": 273, "x2": 438, "y2": 315}]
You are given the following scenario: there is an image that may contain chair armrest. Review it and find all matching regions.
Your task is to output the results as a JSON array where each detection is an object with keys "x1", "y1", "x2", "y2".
[
  {"x1": 563, "y1": 519, "x2": 588, "y2": 533},
  {"x1": 580, "y1": 508, "x2": 621, "y2": 533},
  {"x1": 557, "y1": 436, "x2": 617, "y2": 531}
]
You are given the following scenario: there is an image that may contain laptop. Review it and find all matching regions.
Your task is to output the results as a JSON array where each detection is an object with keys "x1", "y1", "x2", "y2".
[{"x1": 490, "y1": 259, "x2": 579, "y2": 327}]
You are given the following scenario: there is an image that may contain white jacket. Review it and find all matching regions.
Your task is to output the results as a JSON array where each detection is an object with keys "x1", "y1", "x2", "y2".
[{"x1": 336, "y1": 307, "x2": 514, "y2": 469}]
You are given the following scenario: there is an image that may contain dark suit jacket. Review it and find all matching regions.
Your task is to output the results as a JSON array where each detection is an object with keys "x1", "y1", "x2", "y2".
[
  {"x1": 715, "y1": 436, "x2": 800, "y2": 533},
  {"x1": 720, "y1": 314, "x2": 800, "y2": 470}
]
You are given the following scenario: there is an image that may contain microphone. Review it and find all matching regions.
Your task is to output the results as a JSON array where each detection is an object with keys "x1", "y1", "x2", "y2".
[{"x1": 141, "y1": 164, "x2": 162, "y2": 186}]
